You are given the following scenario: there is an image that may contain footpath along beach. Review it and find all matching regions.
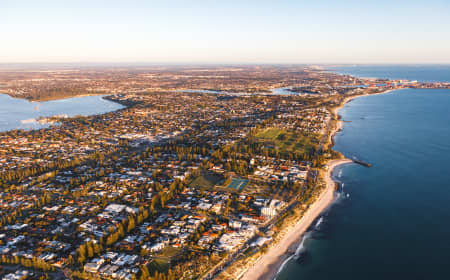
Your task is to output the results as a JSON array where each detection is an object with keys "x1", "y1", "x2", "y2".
[{"x1": 239, "y1": 89, "x2": 396, "y2": 280}]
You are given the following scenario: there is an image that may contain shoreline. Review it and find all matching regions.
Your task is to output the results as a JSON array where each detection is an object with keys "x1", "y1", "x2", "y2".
[
  {"x1": 29, "y1": 93, "x2": 109, "y2": 102},
  {"x1": 239, "y1": 159, "x2": 351, "y2": 280},
  {"x1": 342, "y1": 88, "x2": 396, "y2": 105},
  {"x1": 239, "y1": 88, "x2": 396, "y2": 280},
  {"x1": 0, "y1": 91, "x2": 109, "y2": 103}
]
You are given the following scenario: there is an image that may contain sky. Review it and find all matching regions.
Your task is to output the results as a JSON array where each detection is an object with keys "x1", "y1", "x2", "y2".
[{"x1": 1, "y1": 0, "x2": 450, "y2": 64}]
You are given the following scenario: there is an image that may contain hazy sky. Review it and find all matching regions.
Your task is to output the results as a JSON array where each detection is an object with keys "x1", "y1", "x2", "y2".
[{"x1": 1, "y1": 0, "x2": 450, "y2": 64}]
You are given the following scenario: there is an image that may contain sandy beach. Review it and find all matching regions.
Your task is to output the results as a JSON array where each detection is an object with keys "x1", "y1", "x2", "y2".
[
  {"x1": 344, "y1": 88, "x2": 396, "y2": 105},
  {"x1": 239, "y1": 159, "x2": 351, "y2": 280}
]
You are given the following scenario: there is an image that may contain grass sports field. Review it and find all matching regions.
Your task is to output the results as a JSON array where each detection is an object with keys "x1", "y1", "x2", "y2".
[{"x1": 255, "y1": 128, "x2": 319, "y2": 156}]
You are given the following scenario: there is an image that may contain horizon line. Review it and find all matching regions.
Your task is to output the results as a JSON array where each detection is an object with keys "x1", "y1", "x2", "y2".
[{"x1": 0, "y1": 62, "x2": 450, "y2": 68}]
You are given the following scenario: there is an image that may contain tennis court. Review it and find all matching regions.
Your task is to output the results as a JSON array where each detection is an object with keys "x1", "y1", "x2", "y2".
[{"x1": 226, "y1": 178, "x2": 249, "y2": 191}]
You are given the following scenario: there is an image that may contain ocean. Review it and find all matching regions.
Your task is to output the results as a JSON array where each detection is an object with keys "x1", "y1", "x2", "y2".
[
  {"x1": 328, "y1": 64, "x2": 450, "y2": 82},
  {"x1": 276, "y1": 66, "x2": 450, "y2": 279}
]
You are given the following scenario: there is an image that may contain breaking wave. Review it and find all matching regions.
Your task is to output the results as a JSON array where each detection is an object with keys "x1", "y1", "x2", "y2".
[{"x1": 274, "y1": 183, "x2": 352, "y2": 279}]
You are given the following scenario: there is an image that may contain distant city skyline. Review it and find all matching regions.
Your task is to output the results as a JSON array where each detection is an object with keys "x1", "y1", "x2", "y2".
[{"x1": 1, "y1": 0, "x2": 450, "y2": 64}]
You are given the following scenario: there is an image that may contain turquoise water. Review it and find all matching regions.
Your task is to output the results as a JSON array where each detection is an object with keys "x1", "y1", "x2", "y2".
[
  {"x1": 277, "y1": 88, "x2": 450, "y2": 279},
  {"x1": 0, "y1": 94, "x2": 124, "y2": 132},
  {"x1": 329, "y1": 65, "x2": 450, "y2": 83}
]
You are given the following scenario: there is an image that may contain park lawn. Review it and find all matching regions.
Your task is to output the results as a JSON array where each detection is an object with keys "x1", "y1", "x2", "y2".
[
  {"x1": 148, "y1": 246, "x2": 183, "y2": 274},
  {"x1": 147, "y1": 258, "x2": 170, "y2": 274},
  {"x1": 255, "y1": 128, "x2": 319, "y2": 155},
  {"x1": 255, "y1": 128, "x2": 285, "y2": 139},
  {"x1": 158, "y1": 246, "x2": 183, "y2": 258},
  {"x1": 189, "y1": 172, "x2": 224, "y2": 189}
]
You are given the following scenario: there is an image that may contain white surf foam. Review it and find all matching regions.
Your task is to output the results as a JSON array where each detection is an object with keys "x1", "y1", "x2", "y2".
[
  {"x1": 315, "y1": 216, "x2": 324, "y2": 228},
  {"x1": 276, "y1": 255, "x2": 294, "y2": 277}
]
